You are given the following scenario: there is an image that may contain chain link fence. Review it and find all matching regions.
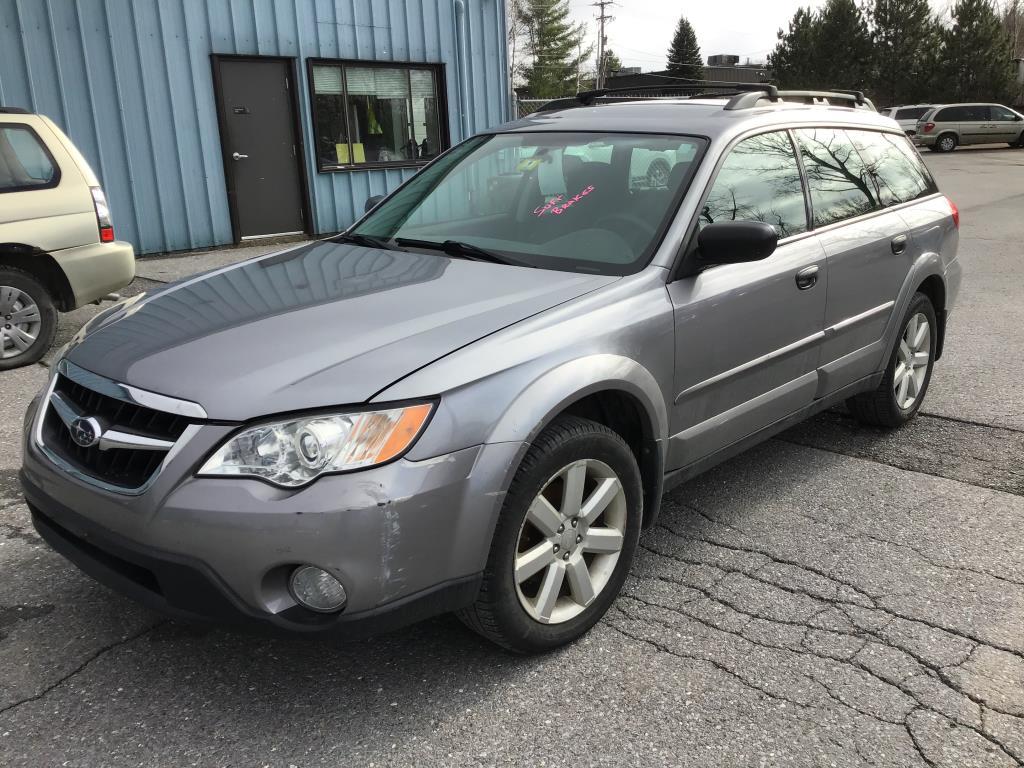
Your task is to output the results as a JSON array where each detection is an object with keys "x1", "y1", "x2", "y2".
[{"x1": 515, "y1": 98, "x2": 552, "y2": 118}]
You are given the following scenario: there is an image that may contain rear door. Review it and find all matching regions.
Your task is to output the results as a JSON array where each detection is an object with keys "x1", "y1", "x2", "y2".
[
  {"x1": 957, "y1": 105, "x2": 991, "y2": 146},
  {"x1": 799, "y1": 128, "x2": 931, "y2": 395},
  {"x1": 666, "y1": 130, "x2": 826, "y2": 468}
]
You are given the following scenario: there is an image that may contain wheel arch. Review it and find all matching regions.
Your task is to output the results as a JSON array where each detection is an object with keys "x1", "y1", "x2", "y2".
[
  {"x1": 486, "y1": 355, "x2": 669, "y2": 529},
  {"x1": 915, "y1": 273, "x2": 947, "y2": 359},
  {"x1": 0, "y1": 244, "x2": 75, "y2": 311}
]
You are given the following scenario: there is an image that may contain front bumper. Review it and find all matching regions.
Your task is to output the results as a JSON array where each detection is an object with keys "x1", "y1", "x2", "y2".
[{"x1": 21, "y1": 392, "x2": 522, "y2": 637}]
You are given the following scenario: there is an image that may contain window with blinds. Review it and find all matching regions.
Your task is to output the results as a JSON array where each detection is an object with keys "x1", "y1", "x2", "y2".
[{"x1": 308, "y1": 61, "x2": 446, "y2": 170}]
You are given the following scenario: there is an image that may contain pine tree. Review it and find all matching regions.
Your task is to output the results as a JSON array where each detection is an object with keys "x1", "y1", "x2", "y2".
[
  {"x1": 939, "y1": 0, "x2": 1015, "y2": 102},
  {"x1": 815, "y1": 0, "x2": 873, "y2": 91},
  {"x1": 520, "y1": 0, "x2": 593, "y2": 98},
  {"x1": 666, "y1": 16, "x2": 704, "y2": 79},
  {"x1": 768, "y1": 8, "x2": 820, "y2": 89},
  {"x1": 870, "y1": 0, "x2": 941, "y2": 107}
]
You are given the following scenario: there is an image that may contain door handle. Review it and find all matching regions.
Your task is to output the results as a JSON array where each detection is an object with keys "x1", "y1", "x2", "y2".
[
  {"x1": 891, "y1": 234, "x2": 908, "y2": 255},
  {"x1": 232, "y1": 152, "x2": 249, "y2": 160},
  {"x1": 795, "y1": 265, "x2": 819, "y2": 290}
]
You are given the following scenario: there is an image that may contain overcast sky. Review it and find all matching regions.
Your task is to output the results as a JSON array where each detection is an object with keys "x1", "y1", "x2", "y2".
[{"x1": 564, "y1": 0, "x2": 957, "y2": 70}]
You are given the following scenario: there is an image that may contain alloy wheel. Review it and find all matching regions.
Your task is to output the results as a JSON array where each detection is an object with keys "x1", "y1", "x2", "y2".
[
  {"x1": 0, "y1": 286, "x2": 42, "y2": 360},
  {"x1": 893, "y1": 312, "x2": 931, "y2": 410},
  {"x1": 939, "y1": 136, "x2": 956, "y2": 152},
  {"x1": 514, "y1": 459, "x2": 627, "y2": 625}
]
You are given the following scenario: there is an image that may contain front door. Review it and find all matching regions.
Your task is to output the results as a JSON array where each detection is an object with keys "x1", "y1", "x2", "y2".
[
  {"x1": 666, "y1": 130, "x2": 827, "y2": 470},
  {"x1": 988, "y1": 105, "x2": 1023, "y2": 143},
  {"x1": 215, "y1": 57, "x2": 306, "y2": 239}
]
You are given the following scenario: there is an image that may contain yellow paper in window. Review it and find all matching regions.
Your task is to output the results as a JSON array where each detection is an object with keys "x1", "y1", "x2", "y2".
[{"x1": 335, "y1": 144, "x2": 366, "y2": 164}]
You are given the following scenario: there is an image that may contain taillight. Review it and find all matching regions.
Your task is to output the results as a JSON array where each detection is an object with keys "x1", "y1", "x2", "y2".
[
  {"x1": 90, "y1": 186, "x2": 115, "y2": 242},
  {"x1": 947, "y1": 196, "x2": 959, "y2": 229},
  {"x1": 922, "y1": 122, "x2": 936, "y2": 134}
]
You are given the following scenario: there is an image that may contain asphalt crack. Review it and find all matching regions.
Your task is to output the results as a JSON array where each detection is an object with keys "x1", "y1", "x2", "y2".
[{"x1": 0, "y1": 621, "x2": 165, "y2": 718}]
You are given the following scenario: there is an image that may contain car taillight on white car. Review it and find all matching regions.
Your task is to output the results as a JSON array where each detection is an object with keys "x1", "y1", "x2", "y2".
[
  {"x1": 922, "y1": 122, "x2": 936, "y2": 134},
  {"x1": 90, "y1": 186, "x2": 115, "y2": 242},
  {"x1": 946, "y1": 196, "x2": 960, "y2": 229}
]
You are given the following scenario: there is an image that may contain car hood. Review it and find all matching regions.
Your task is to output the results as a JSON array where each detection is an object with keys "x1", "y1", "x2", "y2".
[{"x1": 67, "y1": 240, "x2": 616, "y2": 420}]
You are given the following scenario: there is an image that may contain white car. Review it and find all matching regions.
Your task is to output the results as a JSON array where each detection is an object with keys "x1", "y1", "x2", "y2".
[{"x1": 881, "y1": 105, "x2": 934, "y2": 136}]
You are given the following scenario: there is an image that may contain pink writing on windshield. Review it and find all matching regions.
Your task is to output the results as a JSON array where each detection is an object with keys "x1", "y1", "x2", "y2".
[{"x1": 533, "y1": 185, "x2": 596, "y2": 217}]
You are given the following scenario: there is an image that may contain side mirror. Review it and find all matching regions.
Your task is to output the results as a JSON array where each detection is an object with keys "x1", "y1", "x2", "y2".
[
  {"x1": 697, "y1": 221, "x2": 778, "y2": 266},
  {"x1": 1015, "y1": 115, "x2": 1023, "y2": 122},
  {"x1": 364, "y1": 194, "x2": 385, "y2": 213}
]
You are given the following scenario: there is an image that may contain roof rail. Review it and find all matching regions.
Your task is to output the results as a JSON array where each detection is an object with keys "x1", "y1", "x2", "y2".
[
  {"x1": 0, "y1": 106, "x2": 30, "y2": 114},
  {"x1": 725, "y1": 88, "x2": 876, "y2": 111},
  {"x1": 533, "y1": 81, "x2": 777, "y2": 113}
]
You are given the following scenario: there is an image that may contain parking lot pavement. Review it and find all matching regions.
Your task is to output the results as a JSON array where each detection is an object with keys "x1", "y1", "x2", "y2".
[{"x1": 1, "y1": 149, "x2": 1022, "y2": 767}]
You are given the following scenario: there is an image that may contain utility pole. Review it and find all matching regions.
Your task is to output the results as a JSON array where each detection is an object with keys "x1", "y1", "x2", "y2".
[{"x1": 592, "y1": 0, "x2": 614, "y2": 89}]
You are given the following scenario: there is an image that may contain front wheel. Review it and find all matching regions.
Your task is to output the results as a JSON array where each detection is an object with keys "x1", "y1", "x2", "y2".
[
  {"x1": 458, "y1": 416, "x2": 642, "y2": 653},
  {"x1": 847, "y1": 292, "x2": 937, "y2": 428}
]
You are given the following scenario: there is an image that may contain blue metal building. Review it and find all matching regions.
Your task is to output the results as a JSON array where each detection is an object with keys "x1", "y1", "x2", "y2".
[{"x1": 0, "y1": 0, "x2": 510, "y2": 254}]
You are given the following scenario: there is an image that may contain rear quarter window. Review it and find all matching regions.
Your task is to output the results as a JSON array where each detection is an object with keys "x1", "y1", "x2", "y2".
[
  {"x1": 0, "y1": 124, "x2": 59, "y2": 192},
  {"x1": 848, "y1": 130, "x2": 937, "y2": 206}
]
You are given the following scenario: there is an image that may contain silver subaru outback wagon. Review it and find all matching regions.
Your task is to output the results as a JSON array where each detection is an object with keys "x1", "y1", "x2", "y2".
[{"x1": 21, "y1": 87, "x2": 961, "y2": 653}]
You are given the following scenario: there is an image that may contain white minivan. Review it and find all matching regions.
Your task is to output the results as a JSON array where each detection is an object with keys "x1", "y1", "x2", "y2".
[{"x1": 0, "y1": 107, "x2": 134, "y2": 369}]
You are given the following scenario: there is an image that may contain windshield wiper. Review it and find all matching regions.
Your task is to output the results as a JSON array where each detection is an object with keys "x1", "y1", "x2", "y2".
[
  {"x1": 394, "y1": 238, "x2": 521, "y2": 266},
  {"x1": 335, "y1": 233, "x2": 400, "y2": 251}
]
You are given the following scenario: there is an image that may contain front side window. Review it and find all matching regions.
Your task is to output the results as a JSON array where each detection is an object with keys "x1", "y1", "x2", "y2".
[
  {"x1": 310, "y1": 61, "x2": 445, "y2": 170},
  {"x1": 352, "y1": 132, "x2": 707, "y2": 275},
  {"x1": 991, "y1": 106, "x2": 1020, "y2": 121},
  {"x1": 848, "y1": 130, "x2": 937, "y2": 206},
  {"x1": 700, "y1": 131, "x2": 808, "y2": 238},
  {"x1": 0, "y1": 125, "x2": 58, "y2": 192},
  {"x1": 795, "y1": 128, "x2": 880, "y2": 227}
]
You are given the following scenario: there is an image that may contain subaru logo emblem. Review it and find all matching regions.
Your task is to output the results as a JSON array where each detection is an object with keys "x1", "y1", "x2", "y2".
[{"x1": 69, "y1": 416, "x2": 102, "y2": 448}]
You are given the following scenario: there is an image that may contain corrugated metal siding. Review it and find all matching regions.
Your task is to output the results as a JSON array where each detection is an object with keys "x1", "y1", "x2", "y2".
[{"x1": 0, "y1": 0, "x2": 509, "y2": 254}]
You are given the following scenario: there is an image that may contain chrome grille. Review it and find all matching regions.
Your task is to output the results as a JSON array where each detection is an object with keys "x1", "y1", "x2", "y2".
[{"x1": 40, "y1": 371, "x2": 196, "y2": 491}]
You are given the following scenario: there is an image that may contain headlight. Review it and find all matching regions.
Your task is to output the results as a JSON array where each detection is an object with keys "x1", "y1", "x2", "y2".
[{"x1": 198, "y1": 403, "x2": 434, "y2": 488}]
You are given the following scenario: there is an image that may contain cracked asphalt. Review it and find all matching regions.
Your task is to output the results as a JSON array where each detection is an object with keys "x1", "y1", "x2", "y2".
[{"x1": 1, "y1": 148, "x2": 1022, "y2": 767}]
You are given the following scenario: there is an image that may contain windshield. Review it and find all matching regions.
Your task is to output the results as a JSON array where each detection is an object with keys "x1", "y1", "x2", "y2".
[{"x1": 351, "y1": 132, "x2": 707, "y2": 275}]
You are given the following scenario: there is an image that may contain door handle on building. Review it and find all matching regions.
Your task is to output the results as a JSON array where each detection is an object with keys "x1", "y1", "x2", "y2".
[{"x1": 232, "y1": 152, "x2": 249, "y2": 160}]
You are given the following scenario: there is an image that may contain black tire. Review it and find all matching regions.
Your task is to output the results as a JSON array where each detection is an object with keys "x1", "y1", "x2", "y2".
[
  {"x1": 935, "y1": 133, "x2": 958, "y2": 153},
  {"x1": 847, "y1": 292, "x2": 937, "y2": 429},
  {"x1": 458, "y1": 415, "x2": 642, "y2": 653},
  {"x1": 0, "y1": 267, "x2": 58, "y2": 371}
]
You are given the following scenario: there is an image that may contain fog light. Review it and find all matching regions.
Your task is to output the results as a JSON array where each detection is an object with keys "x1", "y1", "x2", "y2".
[{"x1": 289, "y1": 566, "x2": 347, "y2": 612}]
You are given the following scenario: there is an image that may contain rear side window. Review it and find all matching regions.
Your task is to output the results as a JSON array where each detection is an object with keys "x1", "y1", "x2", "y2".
[
  {"x1": 936, "y1": 105, "x2": 988, "y2": 122},
  {"x1": 795, "y1": 128, "x2": 880, "y2": 227},
  {"x1": 0, "y1": 125, "x2": 59, "y2": 192},
  {"x1": 700, "y1": 131, "x2": 808, "y2": 238},
  {"x1": 895, "y1": 107, "x2": 930, "y2": 121},
  {"x1": 848, "y1": 131, "x2": 937, "y2": 206}
]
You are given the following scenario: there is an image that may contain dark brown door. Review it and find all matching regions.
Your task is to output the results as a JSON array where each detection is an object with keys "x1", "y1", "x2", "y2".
[{"x1": 215, "y1": 58, "x2": 306, "y2": 239}]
